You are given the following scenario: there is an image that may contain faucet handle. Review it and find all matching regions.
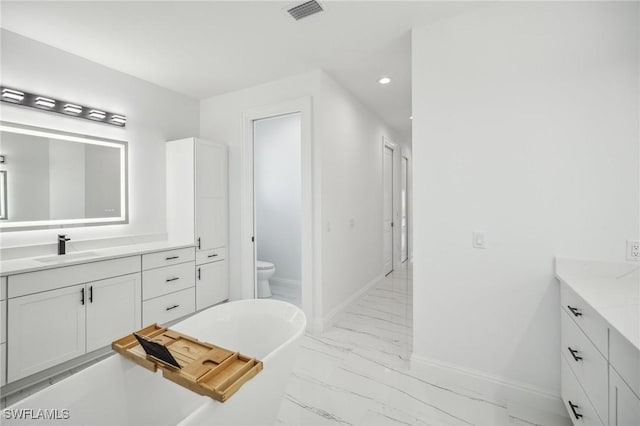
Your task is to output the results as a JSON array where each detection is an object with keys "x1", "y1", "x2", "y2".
[{"x1": 58, "y1": 234, "x2": 71, "y2": 241}]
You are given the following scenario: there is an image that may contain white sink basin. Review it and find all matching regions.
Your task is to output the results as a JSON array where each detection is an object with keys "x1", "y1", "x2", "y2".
[{"x1": 35, "y1": 252, "x2": 99, "y2": 263}]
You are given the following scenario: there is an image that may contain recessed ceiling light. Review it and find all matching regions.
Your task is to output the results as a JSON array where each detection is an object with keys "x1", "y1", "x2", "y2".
[
  {"x1": 409, "y1": 115, "x2": 413, "y2": 120},
  {"x1": 378, "y1": 77, "x2": 391, "y2": 85}
]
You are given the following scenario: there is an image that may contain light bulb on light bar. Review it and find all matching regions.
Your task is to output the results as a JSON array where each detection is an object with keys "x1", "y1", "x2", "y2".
[
  {"x1": 64, "y1": 103, "x2": 82, "y2": 114},
  {"x1": 110, "y1": 114, "x2": 126, "y2": 125},
  {"x1": 1, "y1": 88, "x2": 24, "y2": 102},
  {"x1": 35, "y1": 96, "x2": 56, "y2": 109},
  {"x1": 88, "y1": 109, "x2": 106, "y2": 120}
]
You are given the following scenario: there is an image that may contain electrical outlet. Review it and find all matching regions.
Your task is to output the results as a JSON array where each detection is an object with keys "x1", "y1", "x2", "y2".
[{"x1": 626, "y1": 240, "x2": 640, "y2": 261}]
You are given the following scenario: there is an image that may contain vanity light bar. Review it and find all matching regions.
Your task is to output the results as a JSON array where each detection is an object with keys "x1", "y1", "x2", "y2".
[{"x1": 0, "y1": 86, "x2": 126, "y2": 127}]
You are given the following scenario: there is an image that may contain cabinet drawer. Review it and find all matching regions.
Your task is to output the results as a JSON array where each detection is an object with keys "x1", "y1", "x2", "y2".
[
  {"x1": 143, "y1": 288, "x2": 195, "y2": 326},
  {"x1": 196, "y1": 247, "x2": 226, "y2": 265},
  {"x1": 610, "y1": 326, "x2": 640, "y2": 399},
  {"x1": 561, "y1": 283, "x2": 608, "y2": 356},
  {"x1": 142, "y1": 247, "x2": 195, "y2": 271},
  {"x1": 1, "y1": 299, "x2": 5, "y2": 344},
  {"x1": 8, "y1": 256, "x2": 141, "y2": 298},
  {"x1": 561, "y1": 355, "x2": 604, "y2": 426},
  {"x1": 561, "y1": 309, "x2": 608, "y2": 422},
  {"x1": 142, "y1": 262, "x2": 195, "y2": 301}
]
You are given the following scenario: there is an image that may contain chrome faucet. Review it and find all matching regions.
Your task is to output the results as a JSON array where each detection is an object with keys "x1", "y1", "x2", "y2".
[{"x1": 58, "y1": 234, "x2": 71, "y2": 255}]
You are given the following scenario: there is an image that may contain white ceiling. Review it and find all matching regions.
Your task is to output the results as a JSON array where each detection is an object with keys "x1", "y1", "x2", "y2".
[{"x1": 0, "y1": 1, "x2": 478, "y2": 141}]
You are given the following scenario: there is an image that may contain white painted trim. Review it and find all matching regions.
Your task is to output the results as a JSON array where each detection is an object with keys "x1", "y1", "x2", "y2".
[
  {"x1": 320, "y1": 273, "x2": 384, "y2": 332},
  {"x1": 382, "y1": 136, "x2": 400, "y2": 273},
  {"x1": 409, "y1": 354, "x2": 568, "y2": 420},
  {"x1": 269, "y1": 277, "x2": 301, "y2": 289},
  {"x1": 241, "y1": 97, "x2": 316, "y2": 332}
]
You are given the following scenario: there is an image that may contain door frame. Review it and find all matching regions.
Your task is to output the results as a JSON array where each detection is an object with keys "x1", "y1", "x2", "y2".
[
  {"x1": 382, "y1": 136, "x2": 399, "y2": 274},
  {"x1": 401, "y1": 155, "x2": 409, "y2": 263},
  {"x1": 241, "y1": 97, "x2": 315, "y2": 330}
]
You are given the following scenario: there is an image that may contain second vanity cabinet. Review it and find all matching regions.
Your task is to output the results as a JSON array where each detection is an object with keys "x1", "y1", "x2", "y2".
[
  {"x1": 557, "y1": 261, "x2": 640, "y2": 426},
  {"x1": 7, "y1": 257, "x2": 141, "y2": 382}
]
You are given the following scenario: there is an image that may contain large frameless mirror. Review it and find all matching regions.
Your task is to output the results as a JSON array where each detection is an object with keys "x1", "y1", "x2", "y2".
[{"x1": 0, "y1": 121, "x2": 128, "y2": 231}]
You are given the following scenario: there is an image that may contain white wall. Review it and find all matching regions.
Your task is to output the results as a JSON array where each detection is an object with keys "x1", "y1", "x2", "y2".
[
  {"x1": 0, "y1": 30, "x2": 199, "y2": 248},
  {"x1": 200, "y1": 69, "x2": 406, "y2": 327},
  {"x1": 255, "y1": 113, "x2": 302, "y2": 284},
  {"x1": 412, "y1": 0, "x2": 639, "y2": 403}
]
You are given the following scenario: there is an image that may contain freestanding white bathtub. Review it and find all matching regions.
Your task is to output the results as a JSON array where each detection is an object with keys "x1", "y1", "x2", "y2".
[{"x1": 3, "y1": 299, "x2": 306, "y2": 425}]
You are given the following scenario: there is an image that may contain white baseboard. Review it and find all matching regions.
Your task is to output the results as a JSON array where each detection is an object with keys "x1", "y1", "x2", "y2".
[
  {"x1": 410, "y1": 354, "x2": 569, "y2": 423},
  {"x1": 269, "y1": 277, "x2": 301, "y2": 290},
  {"x1": 319, "y1": 273, "x2": 385, "y2": 332}
]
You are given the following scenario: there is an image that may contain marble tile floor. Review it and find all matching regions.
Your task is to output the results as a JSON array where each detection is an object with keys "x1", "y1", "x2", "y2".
[{"x1": 275, "y1": 262, "x2": 569, "y2": 426}]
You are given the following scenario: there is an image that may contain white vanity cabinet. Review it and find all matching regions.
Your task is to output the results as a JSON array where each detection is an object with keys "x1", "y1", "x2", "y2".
[
  {"x1": 557, "y1": 259, "x2": 640, "y2": 426},
  {"x1": 6, "y1": 256, "x2": 141, "y2": 382},
  {"x1": 167, "y1": 138, "x2": 229, "y2": 309}
]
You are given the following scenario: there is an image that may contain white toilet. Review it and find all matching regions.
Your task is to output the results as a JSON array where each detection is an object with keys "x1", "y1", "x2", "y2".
[{"x1": 256, "y1": 260, "x2": 276, "y2": 298}]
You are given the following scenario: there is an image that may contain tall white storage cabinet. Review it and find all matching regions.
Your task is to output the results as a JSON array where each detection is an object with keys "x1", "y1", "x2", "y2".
[{"x1": 166, "y1": 138, "x2": 229, "y2": 310}]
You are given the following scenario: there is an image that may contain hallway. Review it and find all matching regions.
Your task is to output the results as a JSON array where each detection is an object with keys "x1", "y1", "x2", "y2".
[{"x1": 276, "y1": 264, "x2": 565, "y2": 426}]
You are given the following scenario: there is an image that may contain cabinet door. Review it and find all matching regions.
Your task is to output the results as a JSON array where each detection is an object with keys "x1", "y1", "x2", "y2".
[
  {"x1": 86, "y1": 273, "x2": 141, "y2": 352},
  {"x1": 8, "y1": 284, "x2": 86, "y2": 382},
  {"x1": 610, "y1": 367, "x2": 640, "y2": 426},
  {"x1": 196, "y1": 260, "x2": 228, "y2": 310},
  {"x1": 195, "y1": 140, "x2": 227, "y2": 251}
]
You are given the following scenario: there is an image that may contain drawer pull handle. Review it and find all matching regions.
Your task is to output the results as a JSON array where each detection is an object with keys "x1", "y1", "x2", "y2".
[
  {"x1": 197, "y1": 268, "x2": 201, "y2": 280},
  {"x1": 568, "y1": 401, "x2": 583, "y2": 420},
  {"x1": 165, "y1": 256, "x2": 179, "y2": 260},
  {"x1": 208, "y1": 254, "x2": 218, "y2": 258},
  {"x1": 567, "y1": 305, "x2": 582, "y2": 317},
  {"x1": 89, "y1": 286, "x2": 93, "y2": 303},
  {"x1": 166, "y1": 304, "x2": 180, "y2": 311},
  {"x1": 567, "y1": 347, "x2": 583, "y2": 362},
  {"x1": 81, "y1": 288, "x2": 85, "y2": 305},
  {"x1": 166, "y1": 277, "x2": 180, "y2": 283}
]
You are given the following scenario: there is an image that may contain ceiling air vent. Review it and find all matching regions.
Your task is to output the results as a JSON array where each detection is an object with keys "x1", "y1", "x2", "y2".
[{"x1": 287, "y1": 0, "x2": 324, "y2": 21}]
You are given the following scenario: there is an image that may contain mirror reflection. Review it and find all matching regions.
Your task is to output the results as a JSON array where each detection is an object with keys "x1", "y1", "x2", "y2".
[{"x1": 0, "y1": 122, "x2": 127, "y2": 230}]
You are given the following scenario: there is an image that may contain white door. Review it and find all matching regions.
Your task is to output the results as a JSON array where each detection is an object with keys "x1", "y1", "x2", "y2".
[
  {"x1": 383, "y1": 145, "x2": 394, "y2": 275},
  {"x1": 400, "y1": 157, "x2": 408, "y2": 263},
  {"x1": 8, "y1": 284, "x2": 86, "y2": 381},
  {"x1": 196, "y1": 260, "x2": 229, "y2": 310},
  {"x1": 196, "y1": 140, "x2": 227, "y2": 251},
  {"x1": 86, "y1": 273, "x2": 141, "y2": 352}
]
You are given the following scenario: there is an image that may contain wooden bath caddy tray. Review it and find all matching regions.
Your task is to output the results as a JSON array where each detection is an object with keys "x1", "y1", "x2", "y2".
[{"x1": 112, "y1": 324, "x2": 263, "y2": 402}]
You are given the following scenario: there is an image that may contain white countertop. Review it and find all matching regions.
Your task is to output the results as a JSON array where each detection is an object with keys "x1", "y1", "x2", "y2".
[
  {"x1": 0, "y1": 241, "x2": 195, "y2": 276},
  {"x1": 555, "y1": 258, "x2": 640, "y2": 351}
]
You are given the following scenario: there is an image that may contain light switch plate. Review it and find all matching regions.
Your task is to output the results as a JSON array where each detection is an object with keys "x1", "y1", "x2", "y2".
[
  {"x1": 473, "y1": 231, "x2": 486, "y2": 249},
  {"x1": 626, "y1": 240, "x2": 640, "y2": 261}
]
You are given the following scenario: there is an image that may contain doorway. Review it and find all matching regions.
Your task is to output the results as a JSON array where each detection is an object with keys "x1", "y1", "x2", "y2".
[
  {"x1": 400, "y1": 156, "x2": 409, "y2": 263},
  {"x1": 242, "y1": 97, "x2": 314, "y2": 330},
  {"x1": 253, "y1": 113, "x2": 302, "y2": 306},
  {"x1": 383, "y1": 144, "x2": 394, "y2": 275}
]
